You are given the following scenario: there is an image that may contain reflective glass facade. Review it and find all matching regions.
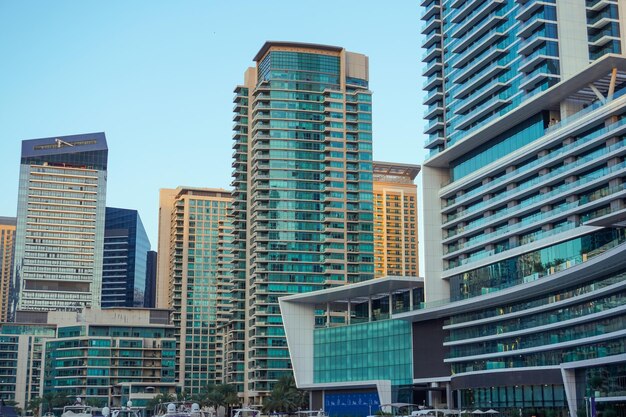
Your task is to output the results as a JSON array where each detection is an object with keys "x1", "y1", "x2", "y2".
[
  {"x1": 12, "y1": 133, "x2": 108, "y2": 315},
  {"x1": 314, "y1": 319, "x2": 412, "y2": 385},
  {"x1": 102, "y1": 207, "x2": 151, "y2": 307},
  {"x1": 422, "y1": 0, "x2": 623, "y2": 157},
  {"x1": 158, "y1": 188, "x2": 231, "y2": 394}
]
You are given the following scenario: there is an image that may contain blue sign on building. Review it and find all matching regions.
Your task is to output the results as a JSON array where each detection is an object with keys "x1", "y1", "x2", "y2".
[{"x1": 324, "y1": 391, "x2": 380, "y2": 417}]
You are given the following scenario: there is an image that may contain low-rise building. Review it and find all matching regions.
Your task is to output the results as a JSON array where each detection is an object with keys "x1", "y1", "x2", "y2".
[
  {"x1": 40, "y1": 308, "x2": 178, "y2": 408},
  {"x1": 0, "y1": 323, "x2": 56, "y2": 412}
]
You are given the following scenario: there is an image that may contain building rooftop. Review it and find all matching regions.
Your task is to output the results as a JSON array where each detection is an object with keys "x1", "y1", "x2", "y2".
[
  {"x1": 0, "y1": 216, "x2": 16, "y2": 226},
  {"x1": 172, "y1": 186, "x2": 231, "y2": 199},
  {"x1": 21, "y1": 132, "x2": 107, "y2": 158},
  {"x1": 373, "y1": 161, "x2": 421, "y2": 180},
  {"x1": 280, "y1": 276, "x2": 423, "y2": 305},
  {"x1": 254, "y1": 41, "x2": 343, "y2": 62}
]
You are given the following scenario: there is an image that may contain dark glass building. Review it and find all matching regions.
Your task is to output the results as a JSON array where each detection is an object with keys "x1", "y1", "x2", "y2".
[
  {"x1": 144, "y1": 250, "x2": 157, "y2": 308},
  {"x1": 102, "y1": 207, "x2": 151, "y2": 308}
]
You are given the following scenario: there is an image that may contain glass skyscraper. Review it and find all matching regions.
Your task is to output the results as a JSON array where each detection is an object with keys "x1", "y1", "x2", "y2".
[
  {"x1": 12, "y1": 133, "x2": 108, "y2": 316},
  {"x1": 418, "y1": 0, "x2": 626, "y2": 414},
  {"x1": 157, "y1": 187, "x2": 232, "y2": 394},
  {"x1": 231, "y1": 41, "x2": 374, "y2": 404},
  {"x1": 279, "y1": 4, "x2": 626, "y2": 417},
  {"x1": 102, "y1": 207, "x2": 151, "y2": 308}
]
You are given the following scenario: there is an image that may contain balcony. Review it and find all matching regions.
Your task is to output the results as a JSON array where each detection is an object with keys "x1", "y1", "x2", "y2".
[
  {"x1": 425, "y1": 134, "x2": 446, "y2": 149},
  {"x1": 519, "y1": 50, "x2": 559, "y2": 73},
  {"x1": 452, "y1": 0, "x2": 504, "y2": 27},
  {"x1": 520, "y1": 68, "x2": 560, "y2": 91},
  {"x1": 422, "y1": 59, "x2": 443, "y2": 77},
  {"x1": 423, "y1": 73, "x2": 443, "y2": 90},
  {"x1": 455, "y1": 81, "x2": 507, "y2": 113},
  {"x1": 422, "y1": 31, "x2": 442, "y2": 49},
  {"x1": 451, "y1": 1, "x2": 506, "y2": 39},
  {"x1": 443, "y1": 143, "x2": 626, "y2": 229},
  {"x1": 422, "y1": 44, "x2": 443, "y2": 62},
  {"x1": 456, "y1": 95, "x2": 511, "y2": 130},
  {"x1": 516, "y1": 0, "x2": 549, "y2": 20},
  {"x1": 424, "y1": 102, "x2": 444, "y2": 119},
  {"x1": 421, "y1": 14, "x2": 441, "y2": 34},
  {"x1": 518, "y1": 32, "x2": 556, "y2": 55},
  {"x1": 452, "y1": 62, "x2": 509, "y2": 98},
  {"x1": 453, "y1": 47, "x2": 507, "y2": 85},
  {"x1": 421, "y1": 0, "x2": 440, "y2": 20},
  {"x1": 453, "y1": 30, "x2": 507, "y2": 68},
  {"x1": 452, "y1": 14, "x2": 507, "y2": 53},
  {"x1": 424, "y1": 117, "x2": 445, "y2": 135},
  {"x1": 424, "y1": 88, "x2": 443, "y2": 105}
]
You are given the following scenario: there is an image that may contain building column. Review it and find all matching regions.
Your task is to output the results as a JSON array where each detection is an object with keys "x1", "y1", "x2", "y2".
[{"x1": 561, "y1": 368, "x2": 578, "y2": 417}]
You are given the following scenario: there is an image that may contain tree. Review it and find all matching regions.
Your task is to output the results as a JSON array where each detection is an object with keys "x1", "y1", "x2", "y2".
[
  {"x1": 177, "y1": 389, "x2": 192, "y2": 402},
  {"x1": 194, "y1": 384, "x2": 241, "y2": 416},
  {"x1": 146, "y1": 393, "x2": 177, "y2": 413},
  {"x1": 262, "y1": 375, "x2": 308, "y2": 414},
  {"x1": 41, "y1": 391, "x2": 72, "y2": 414},
  {"x1": 26, "y1": 397, "x2": 42, "y2": 417}
]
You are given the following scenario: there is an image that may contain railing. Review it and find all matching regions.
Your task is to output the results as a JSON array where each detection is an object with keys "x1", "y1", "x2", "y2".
[{"x1": 443, "y1": 100, "x2": 626, "y2": 209}]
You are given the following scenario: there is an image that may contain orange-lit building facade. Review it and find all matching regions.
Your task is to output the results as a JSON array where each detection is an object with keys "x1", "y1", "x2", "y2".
[{"x1": 373, "y1": 162, "x2": 420, "y2": 278}]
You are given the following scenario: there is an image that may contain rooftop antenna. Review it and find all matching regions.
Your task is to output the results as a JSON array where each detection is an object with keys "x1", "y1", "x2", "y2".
[{"x1": 55, "y1": 138, "x2": 74, "y2": 148}]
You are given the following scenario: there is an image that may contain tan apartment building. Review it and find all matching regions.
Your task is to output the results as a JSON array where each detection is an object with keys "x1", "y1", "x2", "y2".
[
  {"x1": 156, "y1": 187, "x2": 232, "y2": 393},
  {"x1": 0, "y1": 217, "x2": 16, "y2": 322},
  {"x1": 373, "y1": 161, "x2": 420, "y2": 278}
]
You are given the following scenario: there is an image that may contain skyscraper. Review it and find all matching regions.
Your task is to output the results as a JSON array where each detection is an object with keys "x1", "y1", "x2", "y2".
[
  {"x1": 417, "y1": 0, "x2": 626, "y2": 413},
  {"x1": 102, "y1": 207, "x2": 151, "y2": 308},
  {"x1": 0, "y1": 217, "x2": 16, "y2": 323},
  {"x1": 372, "y1": 162, "x2": 420, "y2": 278},
  {"x1": 12, "y1": 133, "x2": 108, "y2": 316},
  {"x1": 157, "y1": 187, "x2": 231, "y2": 394},
  {"x1": 232, "y1": 41, "x2": 374, "y2": 403},
  {"x1": 280, "y1": 5, "x2": 626, "y2": 416}
]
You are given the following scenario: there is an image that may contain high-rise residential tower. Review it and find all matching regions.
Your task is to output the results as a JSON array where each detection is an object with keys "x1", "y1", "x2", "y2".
[
  {"x1": 0, "y1": 217, "x2": 16, "y2": 323},
  {"x1": 417, "y1": 0, "x2": 626, "y2": 414},
  {"x1": 157, "y1": 187, "x2": 231, "y2": 394},
  {"x1": 12, "y1": 133, "x2": 108, "y2": 316},
  {"x1": 102, "y1": 207, "x2": 151, "y2": 308},
  {"x1": 232, "y1": 41, "x2": 374, "y2": 403},
  {"x1": 373, "y1": 162, "x2": 420, "y2": 278}
]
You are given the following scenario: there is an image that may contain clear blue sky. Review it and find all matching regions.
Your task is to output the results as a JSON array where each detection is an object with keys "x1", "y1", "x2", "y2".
[{"x1": 0, "y1": 1, "x2": 426, "y2": 247}]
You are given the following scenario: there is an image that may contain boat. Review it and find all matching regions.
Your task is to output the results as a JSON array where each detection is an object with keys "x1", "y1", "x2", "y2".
[
  {"x1": 231, "y1": 408, "x2": 260, "y2": 417},
  {"x1": 295, "y1": 410, "x2": 329, "y2": 417},
  {"x1": 102, "y1": 403, "x2": 143, "y2": 417},
  {"x1": 154, "y1": 403, "x2": 213, "y2": 417},
  {"x1": 61, "y1": 404, "x2": 93, "y2": 417}
]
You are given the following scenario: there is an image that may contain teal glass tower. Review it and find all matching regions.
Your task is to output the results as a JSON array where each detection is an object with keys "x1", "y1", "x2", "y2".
[
  {"x1": 157, "y1": 187, "x2": 232, "y2": 394},
  {"x1": 231, "y1": 42, "x2": 374, "y2": 404},
  {"x1": 422, "y1": 0, "x2": 623, "y2": 156}
]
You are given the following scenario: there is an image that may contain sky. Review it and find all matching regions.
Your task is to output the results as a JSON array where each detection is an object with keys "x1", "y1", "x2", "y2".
[{"x1": 0, "y1": 1, "x2": 426, "y2": 246}]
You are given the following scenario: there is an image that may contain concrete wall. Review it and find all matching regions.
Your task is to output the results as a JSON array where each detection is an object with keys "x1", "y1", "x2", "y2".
[{"x1": 418, "y1": 167, "x2": 449, "y2": 303}]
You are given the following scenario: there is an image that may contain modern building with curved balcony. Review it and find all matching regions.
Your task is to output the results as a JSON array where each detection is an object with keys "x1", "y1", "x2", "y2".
[
  {"x1": 418, "y1": 1, "x2": 626, "y2": 413},
  {"x1": 280, "y1": 2, "x2": 626, "y2": 417}
]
